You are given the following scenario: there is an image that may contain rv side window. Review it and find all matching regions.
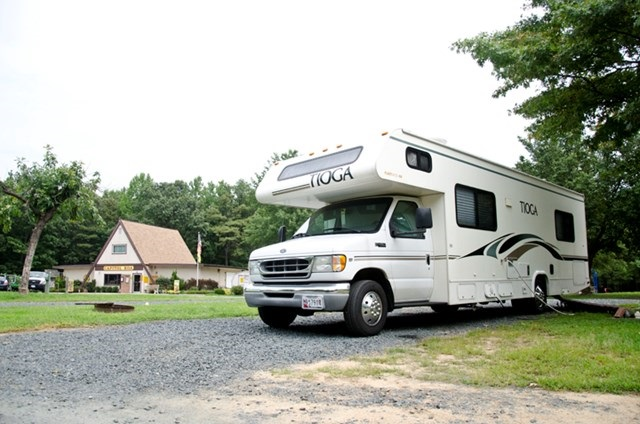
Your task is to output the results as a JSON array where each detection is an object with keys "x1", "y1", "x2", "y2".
[
  {"x1": 555, "y1": 210, "x2": 575, "y2": 242},
  {"x1": 278, "y1": 147, "x2": 363, "y2": 181},
  {"x1": 406, "y1": 147, "x2": 432, "y2": 173},
  {"x1": 455, "y1": 185, "x2": 497, "y2": 231}
]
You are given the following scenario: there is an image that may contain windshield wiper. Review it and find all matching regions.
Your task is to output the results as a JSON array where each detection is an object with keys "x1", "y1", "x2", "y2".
[{"x1": 325, "y1": 227, "x2": 361, "y2": 234}]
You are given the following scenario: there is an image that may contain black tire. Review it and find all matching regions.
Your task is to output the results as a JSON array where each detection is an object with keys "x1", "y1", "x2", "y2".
[
  {"x1": 344, "y1": 280, "x2": 388, "y2": 337},
  {"x1": 430, "y1": 304, "x2": 459, "y2": 314},
  {"x1": 512, "y1": 280, "x2": 547, "y2": 314},
  {"x1": 258, "y1": 307, "x2": 297, "y2": 329}
]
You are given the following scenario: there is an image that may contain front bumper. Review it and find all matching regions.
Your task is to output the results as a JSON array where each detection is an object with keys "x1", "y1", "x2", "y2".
[{"x1": 244, "y1": 282, "x2": 350, "y2": 311}]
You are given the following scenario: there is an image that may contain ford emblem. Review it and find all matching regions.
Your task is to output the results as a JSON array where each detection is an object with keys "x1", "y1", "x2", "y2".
[{"x1": 280, "y1": 248, "x2": 286, "y2": 254}]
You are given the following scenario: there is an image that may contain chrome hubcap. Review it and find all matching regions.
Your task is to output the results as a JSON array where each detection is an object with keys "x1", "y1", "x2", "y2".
[{"x1": 361, "y1": 291, "x2": 383, "y2": 326}]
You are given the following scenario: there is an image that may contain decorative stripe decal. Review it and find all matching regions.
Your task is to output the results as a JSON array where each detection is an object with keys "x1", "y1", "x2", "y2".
[
  {"x1": 462, "y1": 233, "x2": 566, "y2": 261},
  {"x1": 273, "y1": 183, "x2": 312, "y2": 196},
  {"x1": 353, "y1": 255, "x2": 426, "y2": 261}
]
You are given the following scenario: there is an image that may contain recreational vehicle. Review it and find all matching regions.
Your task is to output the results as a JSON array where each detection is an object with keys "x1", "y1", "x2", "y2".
[{"x1": 244, "y1": 129, "x2": 589, "y2": 336}]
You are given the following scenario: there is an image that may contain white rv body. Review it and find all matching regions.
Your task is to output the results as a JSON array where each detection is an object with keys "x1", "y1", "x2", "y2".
[{"x1": 245, "y1": 129, "x2": 589, "y2": 336}]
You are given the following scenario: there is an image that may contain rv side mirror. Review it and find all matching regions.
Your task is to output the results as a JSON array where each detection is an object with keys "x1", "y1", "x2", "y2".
[
  {"x1": 277, "y1": 225, "x2": 287, "y2": 242},
  {"x1": 416, "y1": 207, "x2": 433, "y2": 229}
]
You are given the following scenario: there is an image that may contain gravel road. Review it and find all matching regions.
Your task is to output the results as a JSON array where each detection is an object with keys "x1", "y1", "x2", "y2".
[{"x1": 0, "y1": 304, "x2": 637, "y2": 423}]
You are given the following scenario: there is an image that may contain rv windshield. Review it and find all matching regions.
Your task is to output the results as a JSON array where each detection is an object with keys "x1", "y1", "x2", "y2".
[{"x1": 305, "y1": 197, "x2": 392, "y2": 236}]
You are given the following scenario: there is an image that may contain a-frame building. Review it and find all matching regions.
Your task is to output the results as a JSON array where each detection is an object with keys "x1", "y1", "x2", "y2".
[{"x1": 87, "y1": 219, "x2": 196, "y2": 293}]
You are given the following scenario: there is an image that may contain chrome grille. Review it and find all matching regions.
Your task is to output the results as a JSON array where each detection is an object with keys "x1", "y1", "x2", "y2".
[{"x1": 260, "y1": 258, "x2": 311, "y2": 279}]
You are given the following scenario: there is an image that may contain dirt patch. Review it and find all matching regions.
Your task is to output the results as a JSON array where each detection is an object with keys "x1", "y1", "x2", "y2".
[
  {"x1": 149, "y1": 369, "x2": 640, "y2": 424},
  {"x1": 4, "y1": 366, "x2": 637, "y2": 424}
]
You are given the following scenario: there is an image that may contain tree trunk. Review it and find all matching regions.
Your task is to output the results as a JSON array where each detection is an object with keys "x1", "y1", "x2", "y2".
[{"x1": 19, "y1": 212, "x2": 54, "y2": 294}]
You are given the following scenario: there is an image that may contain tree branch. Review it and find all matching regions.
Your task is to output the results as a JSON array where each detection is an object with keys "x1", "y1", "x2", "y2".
[{"x1": 0, "y1": 181, "x2": 28, "y2": 204}]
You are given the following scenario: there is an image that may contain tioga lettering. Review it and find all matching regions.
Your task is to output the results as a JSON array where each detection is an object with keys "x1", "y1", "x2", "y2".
[
  {"x1": 520, "y1": 201, "x2": 538, "y2": 216},
  {"x1": 310, "y1": 167, "x2": 354, "y2": 187}
]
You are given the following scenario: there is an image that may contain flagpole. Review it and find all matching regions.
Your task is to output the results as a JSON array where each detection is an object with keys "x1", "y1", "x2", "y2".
[{"x1": 196, "y1": 232, "x2": 201, "y2": 289}]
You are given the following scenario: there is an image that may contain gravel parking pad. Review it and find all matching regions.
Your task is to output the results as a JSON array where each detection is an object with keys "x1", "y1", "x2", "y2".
[{"x1": 0, "y1": 307, "x2": 637, "y2": 423}]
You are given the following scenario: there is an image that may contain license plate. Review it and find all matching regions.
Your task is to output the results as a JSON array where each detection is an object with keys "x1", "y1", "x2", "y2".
[{"x1": 302, "y1": 295, "x2": 324, "y2": 310}]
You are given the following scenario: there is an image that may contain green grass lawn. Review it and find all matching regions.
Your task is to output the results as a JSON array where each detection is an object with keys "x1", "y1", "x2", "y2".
[
  {"x1": 282, "y1": 312, "x2": 640, "y2": 394},
  {"x1": 0, "y1": 292, "x2": 257, "y2": 333}
]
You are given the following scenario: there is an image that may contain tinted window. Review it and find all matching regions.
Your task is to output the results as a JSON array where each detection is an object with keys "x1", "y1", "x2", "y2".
[
  {"x1": 406, "y1": 147, "x2": 432, "y2": 173},
  {"x1": 455, "y1": 184, "x2": 497, "y2": 231},
  {"x1": 555, "y1": 210, "x2": 575, "y2": 242}
]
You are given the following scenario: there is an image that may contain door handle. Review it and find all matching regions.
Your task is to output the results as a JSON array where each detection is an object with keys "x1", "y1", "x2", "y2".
[{"x1": 426, "y1": 254, "x2": 431, "y2": 265}]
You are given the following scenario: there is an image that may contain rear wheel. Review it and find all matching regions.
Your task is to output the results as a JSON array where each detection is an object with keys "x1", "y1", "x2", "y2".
[
  {"x1": 258, "y1": 307, "x2": 297, "y2": 329},
  {"x1": 344, "y1": 280, "x2": 388, "y2": 337},
  {"x1": 513, "y1": 280, "x2": 547, "y2": 314},
  {"x1": 532, "y1": 283, "x2": 548, "y2": 313}
]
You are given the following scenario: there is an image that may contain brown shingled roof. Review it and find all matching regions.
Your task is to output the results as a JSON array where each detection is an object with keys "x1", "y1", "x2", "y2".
[{"x1": 121, "y1": 220, "x2": 196, "y2": 265}]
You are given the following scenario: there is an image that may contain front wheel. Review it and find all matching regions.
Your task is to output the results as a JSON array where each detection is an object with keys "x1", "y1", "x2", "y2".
[
  {"x1": 344, "y1": 280, "x2": 388, "y2": 337},
  {"x1": 258, "y1": 307, "x2": 297, "y2": 329}
]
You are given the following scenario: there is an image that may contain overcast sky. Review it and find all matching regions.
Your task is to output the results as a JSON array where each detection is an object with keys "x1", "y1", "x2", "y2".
[{"x1": 0, "y1": 1, "x2": 533, "y2": 191}]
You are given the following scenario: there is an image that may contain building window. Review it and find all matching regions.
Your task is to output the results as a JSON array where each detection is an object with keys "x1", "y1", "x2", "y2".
[
  {"x1": 555, "y1": 210, "x2": 575, "y2": 242},
  {"x1": 455, "y1": 184, "x2": 497, "y2": 231},
  {"x1": 112, "y1": 244, "x2": 127, "y2": 254},
  {"x1": 104, "y1": 274, "x2": 121, "y2": 286},
  {"x1": 406, "y1": 147, "x2": 432, "y2": 173}
]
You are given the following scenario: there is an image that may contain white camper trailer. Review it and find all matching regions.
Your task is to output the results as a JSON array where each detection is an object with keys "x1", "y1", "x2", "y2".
[{"x1": 245, "y1": 129, "x2": 589, "y2": 336}]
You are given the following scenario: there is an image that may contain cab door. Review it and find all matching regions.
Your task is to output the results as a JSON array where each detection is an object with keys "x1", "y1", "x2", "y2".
[{"x1": 387, "y1": 199, "x2": 434, "y2": 303}]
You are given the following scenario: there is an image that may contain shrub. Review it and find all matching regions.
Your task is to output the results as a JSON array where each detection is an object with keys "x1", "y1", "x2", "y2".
[
  {"x1": 85, "y1": 280, "x2": 95, "y2": 292},
  {"x1": 213, "y1": 288, "x2": 226, "y2": 295},
  {"x1": 230, "y1": 285, "x2": 244, "y2": 295},
  {"x1": 54, "y1": 277, "x2": 65, "y2": 290},
  {"x1": 592, "y1": 249, "x2": 640, "y2": 292},
  {"x1": 185, "y1": 278, "x2": 219, "y2": 291},
  {"x1": 156, "y1": 277, "x2": 172, "y2": 292}
]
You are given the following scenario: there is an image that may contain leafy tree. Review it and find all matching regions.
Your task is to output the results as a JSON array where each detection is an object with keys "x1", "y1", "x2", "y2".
[
  {"x1": 245, "y1": 150, "x2": 310, "y2": 252},
  {"x1": 516, "y1": 134, "x2": 640, "y2": 263},
  {"x1": 97, "y1": 188, "x2": 129, "y2": 229},
  {"x1": 244, "y1": 205, "x2": 309, "y2": 251},
  {"x1": 43, "y1": 211, "x2": 108, "y2": 266},
  {"x1": 207, "y1": 180, "x2": 254, "y2": 267},
  {"x1": 142, "y1": 180, "x2": 197, "y2": 235},
  {"x1": 454, "y1": 0, "x2": 640, "y2": 286},
  {"x1": 452, "y1": 0, "x2": 640, "y2": 149},
  {"x1": 0, "y1": 213, "x2": 31, "y2": 274},
  {"x1": 121, "y1": 173, "x2": 156, "y2": 224},
  {"x1": 592, "y1": 248, "x2": 640, "y2": 291},
  {"x1": 0, "y1": 146, "x2": 101, "y2": 293}
]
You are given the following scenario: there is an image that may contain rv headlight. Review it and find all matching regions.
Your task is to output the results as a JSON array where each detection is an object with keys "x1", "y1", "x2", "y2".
[
  {"x1": 312, "y1": 255, "x2": 346, "y2": 272},
  {"x1": 249, "y1": 260, "x2": 261, "y2": 276}
]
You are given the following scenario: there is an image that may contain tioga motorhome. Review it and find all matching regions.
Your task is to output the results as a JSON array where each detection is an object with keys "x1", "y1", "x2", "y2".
[{"x1": 244, "y1": 129, "x2": 589, "y2": 336}]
